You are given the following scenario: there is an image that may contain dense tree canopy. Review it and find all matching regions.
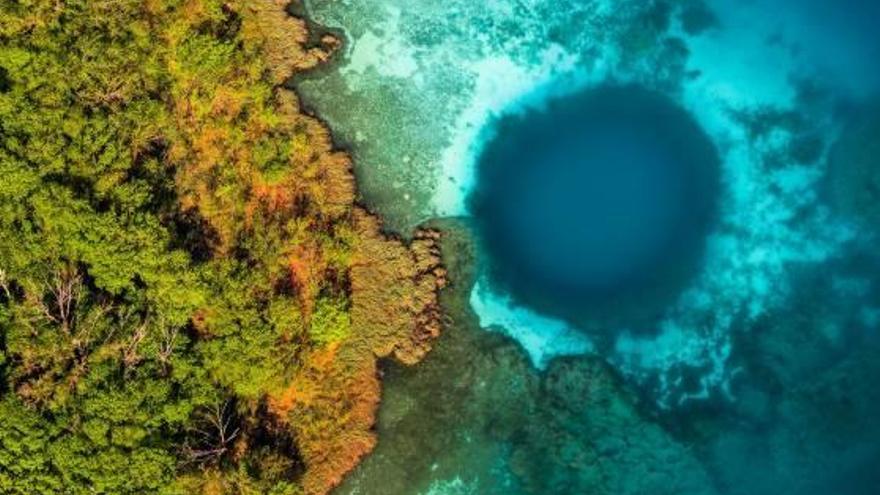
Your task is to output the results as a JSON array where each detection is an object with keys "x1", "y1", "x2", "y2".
[{"x1": 0, "y1": 1, "x2": 444, "y2": 493}]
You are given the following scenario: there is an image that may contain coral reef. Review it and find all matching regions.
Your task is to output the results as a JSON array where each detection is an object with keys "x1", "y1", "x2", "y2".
[
  {"x1": 508, "y1": 358, "x2": 716, "y2": 495},
  {"x1": 336, "y1": 223, "x2": 716, "y2": 495}
]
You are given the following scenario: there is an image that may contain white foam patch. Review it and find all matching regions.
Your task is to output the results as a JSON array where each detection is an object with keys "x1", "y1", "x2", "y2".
[
  {"x1": 615, "y1": 320, "x2": 734, "y2": 404},
  {"x1": 470, "y1": 279, "x2": 593, "y2": 368},
  {"x1": 420, "y1": 476, "x2": 478, "y2": 495}
]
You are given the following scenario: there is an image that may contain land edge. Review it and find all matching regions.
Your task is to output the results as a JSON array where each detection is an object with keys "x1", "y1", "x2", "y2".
[{"x1": 256, "y1": 2, "x2": 450, "y2": 493}]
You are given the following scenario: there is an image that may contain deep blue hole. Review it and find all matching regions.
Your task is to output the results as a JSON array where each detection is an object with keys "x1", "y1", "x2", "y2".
[{"x1": 470, "y1": 85, "x2": 721, "y2": 332}]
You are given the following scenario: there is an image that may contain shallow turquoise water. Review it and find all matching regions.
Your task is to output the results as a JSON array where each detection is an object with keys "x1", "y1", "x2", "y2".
[{"x1": 296, "y1": 0, "x2": 880, "y2": 493}]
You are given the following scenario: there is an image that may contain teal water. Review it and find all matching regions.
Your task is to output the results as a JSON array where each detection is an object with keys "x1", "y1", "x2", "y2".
[
  {"x1": 295, "y1": 0, "x2": 880, "y2": 493},
  {"x1": 470, "y1": 84, "x2": 720, "y2": 332}
]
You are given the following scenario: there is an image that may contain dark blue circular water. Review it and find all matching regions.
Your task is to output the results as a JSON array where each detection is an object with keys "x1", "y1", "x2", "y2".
[{"x1": 470, "y1": 85, "x2": 721, "y2": 327}]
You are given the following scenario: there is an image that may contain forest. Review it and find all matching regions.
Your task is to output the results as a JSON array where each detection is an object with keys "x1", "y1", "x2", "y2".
[{"x1": 0, "y1": 1, "x2": 445, "y2": 493}]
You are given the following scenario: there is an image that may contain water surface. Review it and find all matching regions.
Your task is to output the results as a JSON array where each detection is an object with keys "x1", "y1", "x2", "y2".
[
  {"x1": 295, "y1": 0, "x2": 880, "y2": 493},
  {"x1": 470, "y1": 84, "x2": 720, "y2": 332}
]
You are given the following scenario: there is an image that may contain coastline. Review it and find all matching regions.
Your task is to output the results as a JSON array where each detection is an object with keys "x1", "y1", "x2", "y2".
[{"x1": 260, "y1": 2, "x2": 449, "y2": 493}]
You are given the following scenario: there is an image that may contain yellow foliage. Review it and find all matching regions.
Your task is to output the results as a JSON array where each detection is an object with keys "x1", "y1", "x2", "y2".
[{"x1": 129, "y1": 1, "x2": 445, "y2": 492}]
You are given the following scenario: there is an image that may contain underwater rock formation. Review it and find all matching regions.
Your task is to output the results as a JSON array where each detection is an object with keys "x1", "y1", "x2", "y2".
[{"x1": 508, "y1": 358, "x2": 717, "y2": 495}]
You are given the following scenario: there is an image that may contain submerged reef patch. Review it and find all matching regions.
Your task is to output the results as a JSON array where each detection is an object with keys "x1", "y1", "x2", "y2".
[{"x1": 470, "y1": 84, "x2": 719, "y2": 331}]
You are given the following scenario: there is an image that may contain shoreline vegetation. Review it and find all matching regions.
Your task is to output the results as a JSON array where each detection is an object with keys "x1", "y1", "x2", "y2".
[{"x1": 0, "y1": 1, "x2": 445, "y2": 494}]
